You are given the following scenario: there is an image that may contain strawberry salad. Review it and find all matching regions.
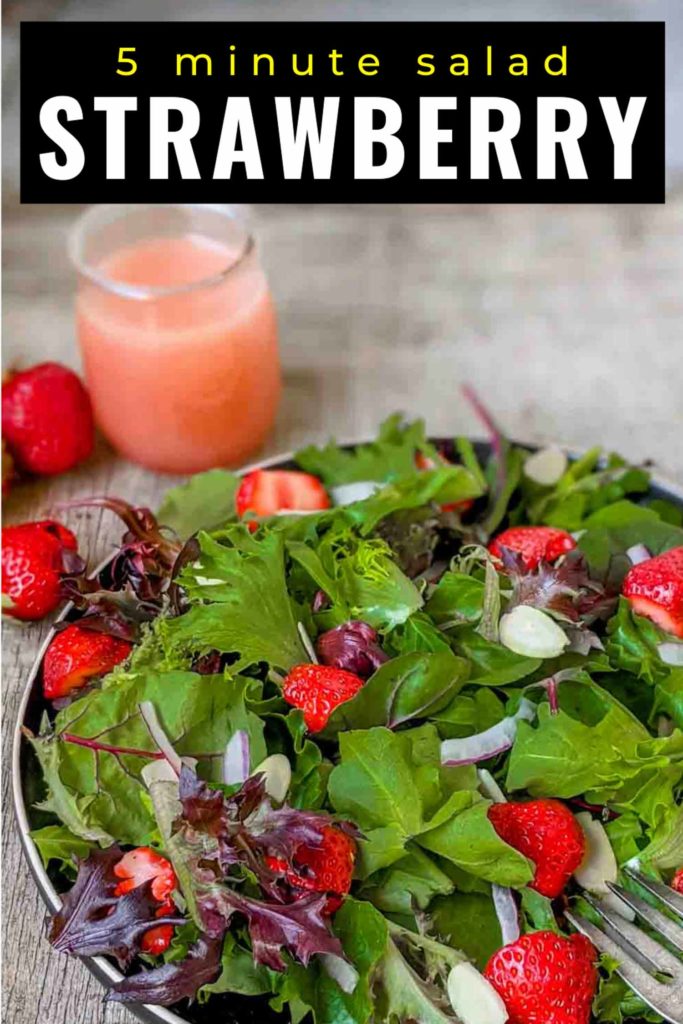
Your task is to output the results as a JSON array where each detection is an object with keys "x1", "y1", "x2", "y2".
[{"x1": 13, "y1": 411, "x2": 683, "y2": 1024}]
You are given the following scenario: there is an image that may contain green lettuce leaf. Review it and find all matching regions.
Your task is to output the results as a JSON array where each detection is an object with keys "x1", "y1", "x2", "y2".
[
  {"x1": 157, "y1": 469, "x2": 239, "y2": 539},
  {"x1": 431, "y1": 891, "x2": 502, "y2": 970},
  {"x1": 31, "y1": 671, "x2": 265, "y2": 845},
  {"x1": 295, "y1": 414, "x2": 437, "y2": 486},
  {"x1": 30, "y1": 824, "x2": 94, "y2": 876},
  {"x1": 606, "y1": 599, "x2": 671, "y2": 685},
  {"x1": 579, "y1": 501, "x2": 683, "y2": 580},
  {"x1": 528, "y1": 453, "x2": 650, "y2": 532},
  {"x1": 165, "y1": 526, "x2": 308, "y2": 671}
]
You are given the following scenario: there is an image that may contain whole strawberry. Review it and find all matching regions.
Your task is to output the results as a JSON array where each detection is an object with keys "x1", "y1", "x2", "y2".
[
  {"x1": 43, "y1": 623, "x2": 132, "y2": 699},
  {"x1": 113, "y1": 847, "x2": 177, "y2": 955},
  {"x1": 266, "y1": 825, "x2": 356, "y2": 913},
  {"x1": 623, "y1": 546, "x2": 683, "y2": 639},
  {"x1": 282, "y1": 663, "x2": 364, "y2": 731},
  {"x1": 488, "y1": 799, "x2": 585, "y2": 898},
  {"x1": 2, "y1": 520, "x2": 77, "y2": 621},
  {"x1": 489, "y1": 526, "x2": 576, "y2": 571},
  {"x1": 485, "y1": 931, "x2": 597, "y2": 1024},
  {"x1": 2, "y1": 362, "x2": 94, "y2": 475}
]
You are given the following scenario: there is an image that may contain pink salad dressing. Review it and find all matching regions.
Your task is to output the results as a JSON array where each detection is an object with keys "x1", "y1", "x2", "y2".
[{"x1": 76, "y1": 233, "x2": 280, "y2": 473}]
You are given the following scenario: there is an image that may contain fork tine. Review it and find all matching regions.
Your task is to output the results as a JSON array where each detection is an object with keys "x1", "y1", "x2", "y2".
[
  {"x1": 580, "y1": 893, "x2": 661, "y2": 974},
  {"x1": 623, "y1": 868, "x2": 683, "y2": 920},
  {"x1": 606, "y1": 881, "x2": 683, "y2": 956},
  {"x1": 566, "y1": 911, "x2": 683, "y2": 1024},
  {"x1": 586, "y1": 894, "x2": 683, "y2": 978}
]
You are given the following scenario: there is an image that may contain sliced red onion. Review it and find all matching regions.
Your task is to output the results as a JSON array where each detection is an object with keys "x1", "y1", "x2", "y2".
[
  {"x1": 626, "y1": 543, "x2": 651, "y2": 565},
  {"x1": 138, "y1": 701, "x2": 182, "y2": 775},
  {"x1": 441, "y1": 698, "x2": 536, "y2": 767},
  {"x1": 297, "y1": 621, "x2": 319, "y2": 663},
  {"x1": 330, "y1": 481, "x2": 382, "y2": 506},
  {"x1": 658, "y1": 642, "x2": 683, "y2": 666},
  {"x1": 319, "y1": 953, "x2": 359, "y2": 994},
  {"x1": 223, "y1": 729, "x2": 250, "y2": 785},
  {"x1": 492, "y1": 883, "x2": 520, "y2": 945}
]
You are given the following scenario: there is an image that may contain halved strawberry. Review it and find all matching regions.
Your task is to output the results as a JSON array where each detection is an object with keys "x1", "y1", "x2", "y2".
[
  {"x1": 114, "y1": 847, "x2": 177, "y2": 956},
  {"x1": 489, "y1": 525, "x2": 576, "y2": 571},
  {"x1": 282, "y1": 663, "x2": 364, "y2": 732},
  {"x1": 488, "y1": 798, "x2": 585, "y2": 898},
  {"x1": 43, "y1": 624, "x2": 132, "y2": 699},
  {"x1": 622, "y1": 546, "x2": 683, "y2": 639},
  {"x1": 266, "y1": 825, "x2": 356, "y2": 913},
  {"x1": 236, "y1": 470, "x2": 330, "y2": 530}
]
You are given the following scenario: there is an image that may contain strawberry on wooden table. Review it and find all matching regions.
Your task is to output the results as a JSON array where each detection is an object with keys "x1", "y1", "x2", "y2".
[
  {"x1": 43, "y1": 624, "x2": 132, "y2": 699},
  {"x1": 484, "y1": 931, "x2": 598, "y2": 1024},
  {"x1": 282, "y1": 663, "x2": 365, "y2": 732},
  {"x1": 113, "y1": 847, "x2": 178, "y2": 955},
  {"x1": 236, "y1": 469, "x2": 330, "y2": 530},
  {"x1": 2, "y1": 520, "x2": 78, "y2": 621},
  {"x1": 2, "y1": 362, "x2": 94, "y2": 476},
  {"x1": 488, "y1": 798, "x2": 585, "y2": 898},
  {"x1": 489, "y1": 525, "x2": 577, "y2": 571},
  {"x1": 622, "y1": 546, "x2": 683, "y2": 639},
  {"x1": 266, "y1": 825, "x2": 356, "y2": 914}
]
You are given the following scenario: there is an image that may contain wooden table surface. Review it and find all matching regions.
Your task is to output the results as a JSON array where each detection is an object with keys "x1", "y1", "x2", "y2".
[{"x1": 3, "y1": 197, "x2": 683, "y2": 1024}]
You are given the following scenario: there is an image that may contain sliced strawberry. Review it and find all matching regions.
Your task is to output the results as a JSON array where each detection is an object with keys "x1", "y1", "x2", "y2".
[
  {"x1": 282, "y1": 663, "x2": 364, "y2": 732},
  {"x1": 265, "y1": 825, "x2": 356, "y2": 913},
  {"x1": 484, "y1": 931, "x2": 597, "y2": 1024},
  {"x1": 114, "y1": 847, "x2": 178, "y2": 956},
  {"x1": 43, "y1": 624, "x2": 132, "y2": 699},
  {"x1": 236, "y1": 469, "x2": 330, "y2": 530},
  {"x1": 489, "y1": 526, "x2": 576, "y2": 571},
  {"x1": 2, "y1": 520, "x2": 78, "y2": 621},
  {"x1": 488, "y1": 798, "x2": 585, "y2": 898},
  {"x1": 622, "y1": 546, "x2": 683, "y2": 639}
]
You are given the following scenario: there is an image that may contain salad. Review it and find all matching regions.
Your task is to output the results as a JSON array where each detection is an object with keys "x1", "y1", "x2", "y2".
[{"x1": 23, "y1": 411, "x2": 683, "y2": 1024}]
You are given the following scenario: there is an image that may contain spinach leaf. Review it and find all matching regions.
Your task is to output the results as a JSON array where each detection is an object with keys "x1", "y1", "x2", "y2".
[
  {"x1": 363, "y1": 846, "x2": 454, "y2": 914},
  {"x1": 579, "y1": 501, "x2": 683, "y2": 580},
  {"x1": 451, "y1": 627, "x2": 541, "y2": 686},
  {"x1": 417, "y1": 802, "x2": 533, "y2": 888},
  {"x1": 158, "y1": 469, "x2": 239, "y2": 540},
  {"x1": 432, "y1": 688, "x2": 505, "y2": 740},
  {"x1": 324, "y1": 650, "x2": 468, "y2": 735},
  {"x1": 431, "y1": 891, "x2": 502, "y2": 970},
  {"x1": 386, "y1": 613, "x2": 454, "y2": 655},
  {"x1": 425, "y1": 571, "x2": 485, "y2": 627}
]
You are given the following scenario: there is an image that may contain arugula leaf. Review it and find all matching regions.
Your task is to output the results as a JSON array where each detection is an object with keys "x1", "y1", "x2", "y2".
[
  {"x1": 30, "y1": 825, "x2": 94, "y2": 876},
  {"x1": 166, "y1": 526, "x2": 308, "y2": 671},
  {"x1": 417, "y1": 802, "x2": 534, "y2": 888},
  {"x1": 324, "y1": 650, "x2": 468, "y2": 735},
  {"x1": 32, "y1": 671, "x2": 265, "y2": 845},
  {"x1": 157, "y1": 469, "x2": 239, "y2": 540},
  {"x1": 295, "y1": 414, "x2": 437, "y2": 486},
  {"x1": 288, "y1": 530, "x2": 423, "y2": 632}
]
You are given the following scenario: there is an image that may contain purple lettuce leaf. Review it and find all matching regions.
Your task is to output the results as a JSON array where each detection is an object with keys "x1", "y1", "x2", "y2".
[
  {"x1": 48, "y1": 845, "x2": 184, "y2": 969},
  {"x1": 107, "y1": 934, "x2": 223, "y2": 1006},
  {"x1": 204, "y1": 888, "x2": 344, "y2": 972},
  {"x1": 316, "y1": 620, "x2": 389, "y2": 678}
]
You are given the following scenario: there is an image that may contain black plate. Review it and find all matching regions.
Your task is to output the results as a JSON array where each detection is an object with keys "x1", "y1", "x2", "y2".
[{"x1": 12, "y1": 439, "x2": 683, "y2": 1023}]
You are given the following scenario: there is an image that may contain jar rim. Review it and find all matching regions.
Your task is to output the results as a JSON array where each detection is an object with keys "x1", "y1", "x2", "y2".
[{"x1": 67, "y1": 203, "x2": 255, "y2": 301}]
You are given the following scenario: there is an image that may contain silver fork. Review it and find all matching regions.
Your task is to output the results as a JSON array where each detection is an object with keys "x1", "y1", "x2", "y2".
[{"x1": 566, "y1": 867, "x2": 683, "y2": 1024}]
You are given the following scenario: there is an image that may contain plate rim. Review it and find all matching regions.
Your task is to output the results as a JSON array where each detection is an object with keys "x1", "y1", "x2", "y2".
[{"x1": 12, "y1": 438, "x2": 683, "y2": 1023}]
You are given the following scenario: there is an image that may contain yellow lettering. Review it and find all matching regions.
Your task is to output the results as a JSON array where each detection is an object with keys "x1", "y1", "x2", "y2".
[
  {"x1": 545, "y1": 45, "x2": 567, "y2": 76},
  {"x1": 176, "y1": 53, "x2": 212, "y2": 76},
  {"x1": 509, "y1": 53, "x2": 528, "y2": 76},
  {"x1": 358, "y1": 53, "x2": 380, "y2": 76},
  {"x1": 253, "y1": 53, "x2": 274, "y2": 76},
  {"x1": 292, "y1": 53, "x2": 313, "y2": 76},
  {"x1": 417, "y1": 53, "x2": 435, "y2": 76},
  {"x1": 449, "y1": 53, "x2": 469, "y2": 76}
]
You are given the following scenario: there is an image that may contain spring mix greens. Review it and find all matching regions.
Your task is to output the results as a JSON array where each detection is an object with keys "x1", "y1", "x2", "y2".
[{"x1": 26, "y1": 413, "x2": 683, "y2": 1024}]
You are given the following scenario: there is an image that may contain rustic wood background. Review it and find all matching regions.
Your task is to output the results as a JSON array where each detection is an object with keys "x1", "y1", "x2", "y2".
[{"x1": 3, "y1": 3, "x2": 683, "y2": 1023}]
